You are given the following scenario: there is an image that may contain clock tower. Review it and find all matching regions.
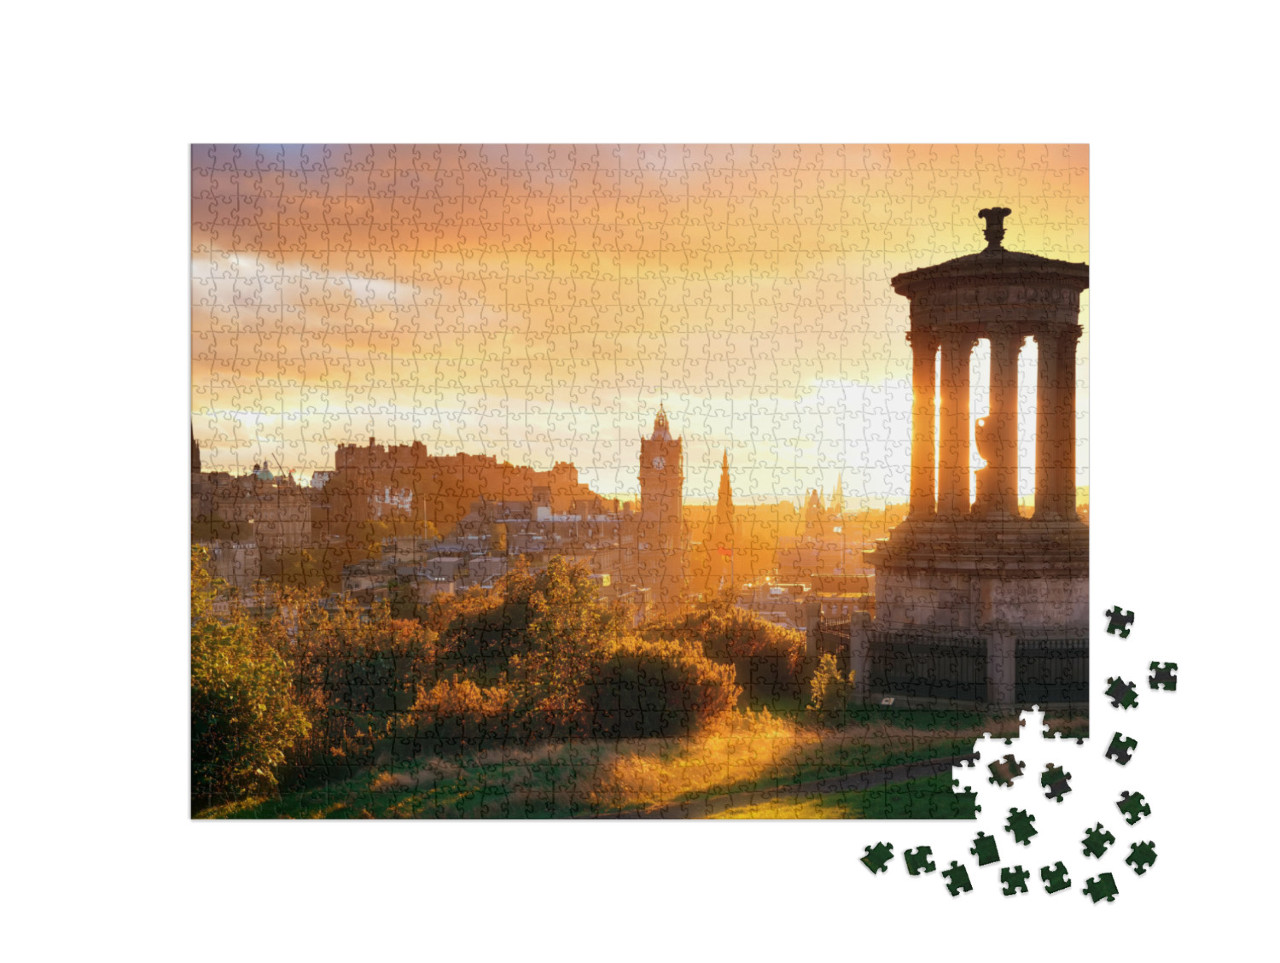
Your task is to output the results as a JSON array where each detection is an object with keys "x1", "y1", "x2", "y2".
[{"x1": 638, "y1": 405, "x2": 685, "y2": 615}]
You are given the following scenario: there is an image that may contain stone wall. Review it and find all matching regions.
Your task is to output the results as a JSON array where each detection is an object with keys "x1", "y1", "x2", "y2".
[{"x1": 874, "y1": 569, "x2": 1087, "y2": 633}]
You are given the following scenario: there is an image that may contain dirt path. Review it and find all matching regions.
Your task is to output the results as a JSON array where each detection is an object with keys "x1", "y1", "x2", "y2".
[{"x1": 598, "y1": 753, "x2": 977, "y2": 818}]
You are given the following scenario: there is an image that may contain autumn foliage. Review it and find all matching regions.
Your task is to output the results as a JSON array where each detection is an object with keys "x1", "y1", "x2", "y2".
[{"x1": 192, "y1": 549, "x2": 775, "y2": 807}]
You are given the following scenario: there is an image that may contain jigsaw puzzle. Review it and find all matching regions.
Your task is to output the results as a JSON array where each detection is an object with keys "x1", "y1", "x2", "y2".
[
  {"x1": 1041, "y1": 862, "x2": 1072, "y2": 894},
  {"x1": 1082, "y1": 872, "x2": 1118, "y2": 903},
  {"x1": 1126, "y1": 841, "x2": 1158, "y2": 875},
  {"x1": 1117, "y1": 791, "x2": 1152, "y2": 826},
  {"x1": 1005, "y1": 808, "x2": 1039, "y2": 845},
  {"x1": 970, "y1": 831, "x2": 1001, "y2": 866},
  {"x1": 1149, "y1": 662, "x2": 1178, "y2": 691},
  {"x1": 1001, "y1": 865, "x2": 1031, "y2": 896},
  {"x1": 1105, "y1": 732, "x2": 1138, "y2": 765},
  {"x1": 1081, "y1": 823, "x2": 1115, "y2": 859},
  {"x1": 190, "y1": 144, "x2": 1090, "y2": 819},
  {"x1": 904, "y1": 847, "x2": 936, "y2": 876},
  {"x1": 943, "y1": 861, "x2": 973, "y2": 897},
  {"x1": 1041, "y1": 763, "x2": 1073, "y2": 803}
]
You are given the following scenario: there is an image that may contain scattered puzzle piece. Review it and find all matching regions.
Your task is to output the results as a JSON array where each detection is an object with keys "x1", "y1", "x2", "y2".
[
  {"x1": 1106, "y1": 676, "x2": 1139, "y2": 710},
  {"x1": 1083, "y1": 872, "x2": 1118, "y2": 903},
  {"x1": 1149, "y1": 662, "x2": 1178, "y2": 691},
  {"x1": 1001, "y1": 865, "x2": 1030, "y2": 895},
  {"x1": 1081, "y1": 823, "x2": 1116, "y2": 858},
  {"x1": 1041, "y1": 861, "x2": 1072, "y2": 894},
  {"x1": 1041, "y1": 763, "x2": 1073, "y2": 803},
  {"x1": 988, "y1": 753, "x2": 1026, "y2": 787},
  {"x1": 1126, "y1": 841, "x2": 1158, "y2": 875},
  {"x1": 861, "y1": 842, "x2": 894, "y2": 874},
  {"x1": 1005, "y1": 808, "x2": 1038, "y2": 845},
  {"x1": 1105, "y1": 606, "x2": 1135, "y2": 637},
  {"x1": 1106, "y1": 732, "x2": 1138, "y2": 765},
  {"x1": 1117, "y1": 791, "x2": 1152, "y2": 825},
  {"x1": 942, "y1": 861, "x2": 972, "y2": 897},
  {"x1": 904, "y1": 847, "x2": 936, "y2": 876},
  {"x1": 970, "y1": 831, "x2": 1001, "y2": 866}
]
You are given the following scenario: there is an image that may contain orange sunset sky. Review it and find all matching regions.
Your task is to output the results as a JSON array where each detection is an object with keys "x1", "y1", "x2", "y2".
[{"x1": 192, "y1": 144, "x2": 1088, "y2": 505}]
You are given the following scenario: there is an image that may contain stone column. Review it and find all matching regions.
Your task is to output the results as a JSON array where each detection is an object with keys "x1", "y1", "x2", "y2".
[
  {"x1": 938, "y1": 331, "x2": 974, "y2": 517},
  {"x1": 987, "y1": 627, "x2": 1016, "y2": 707},
  {"x1": 907, "y1": 330, "x2": 937, "y2": 518},
  {"x1": 988, "y1": 331, "x2": 1021, "y2": 517},
  {"x1": 1049, "y1": 325, "x2": 1082, "y2": 519},
  {"x1": 1034, "y1": 328, "x2": 1061, "y2": 519}
]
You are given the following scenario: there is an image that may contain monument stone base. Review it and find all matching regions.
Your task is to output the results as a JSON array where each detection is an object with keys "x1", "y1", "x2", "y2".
[{"x1": 856, "y1": 515, "x2": 1088, "y2": 707}]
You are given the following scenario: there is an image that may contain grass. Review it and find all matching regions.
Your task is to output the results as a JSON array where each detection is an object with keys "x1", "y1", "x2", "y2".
[
  {"x1": 711, "y1": 773, "x2": 974, "y2": 819},
  {"x1": 197, "y1": 706, "x2": 1011, "y2": 819}
]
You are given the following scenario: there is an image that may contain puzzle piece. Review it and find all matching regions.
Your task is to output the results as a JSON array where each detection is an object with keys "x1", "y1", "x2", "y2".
[
  {"x1": 1149, "y1": 662, "x2": 1178, "y2": 691},
  {"x1": 1005, "y1": 808, "x2": 1038, "y2": 845},
  {"x1": 1126, "y1": 841, "x2": 1158, "y2": 875},
  {"x1": 970, "y1": 831, "x2": 1001, "y2": 866},
  {"x1": 1041, "y1": 763, "x2": 1072, "y2": 803},
  {"x1": 1041, "y1": 862, "x2": 1072, "y2": 894},
  {"x1": 942, "y1": 861, "x2": 973, "y2": 897},
  {"x1": 1081, "y1": 823, "x2": 1116, "y2": 858},
  {"x1": 861, "y1": 842, "x2": 894, "y2": 874},
  {"x1": 1105, "y1": 732, "x2": 1138, "y2": 765},
  {"x1": 1105, "y1": 676, "x2": 1139, "y2": 710},
  {"x1": 1117, "y1": 791, "x2": 1152, "y2": 825},
  {"x1": 1000, "y1": 865, "x2": 1030, "y2": 895},
  {"x1": 1083, "y1": 872, "x2": 1119, "y2": 903},
  {"x1": 1104, "y1": 606, "x2": 1135, "y2": 637},
  {"x1": 988, "y1": 753, "x2": 1026, "y2": 787},
  {"x1": 903, "y1": 847, "x2": 936, "y2": 876}
]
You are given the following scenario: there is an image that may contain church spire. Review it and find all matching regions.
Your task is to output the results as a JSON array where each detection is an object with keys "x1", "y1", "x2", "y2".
[
  {"x1": 711, "y1": 449, "x2": 735, "y2": 589},
  {"x1": 716, "y1": 449, "x2": 733, "y2": 515}
]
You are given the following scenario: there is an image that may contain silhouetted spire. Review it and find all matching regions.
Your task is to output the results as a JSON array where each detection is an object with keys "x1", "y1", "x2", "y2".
[{"x1": 716, "y1": 450, "x2": 733, "y2": 516}]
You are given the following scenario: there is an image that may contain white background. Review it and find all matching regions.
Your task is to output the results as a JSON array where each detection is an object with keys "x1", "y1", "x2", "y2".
[{"x1": 4, "y1": 1, "x2": 1277, "y2": 959}]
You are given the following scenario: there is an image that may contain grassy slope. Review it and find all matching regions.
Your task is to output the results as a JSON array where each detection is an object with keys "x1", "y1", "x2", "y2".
[{"x1": 198, "y1": 706, "x2": 1027, "y2": 819}]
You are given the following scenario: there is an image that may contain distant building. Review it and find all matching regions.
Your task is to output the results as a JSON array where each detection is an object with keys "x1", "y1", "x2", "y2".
[
  {"x1": 708, "y1": 450, "x2": 736, "y2": 591},
  {"x1": 191, "y1": 464, "x2": 311, "y2": 558},
  {"x1": 638, "y1": 405, "x2": 685, "y2": 614},
  {"x1": 195, "y1": 539, "x2": 260, "y2": 592}
]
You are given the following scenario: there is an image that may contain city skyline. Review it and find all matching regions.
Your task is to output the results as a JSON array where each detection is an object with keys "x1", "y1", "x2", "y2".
[{"x1": 192, "y1": 144, "x2": 1088, "y2": 505}]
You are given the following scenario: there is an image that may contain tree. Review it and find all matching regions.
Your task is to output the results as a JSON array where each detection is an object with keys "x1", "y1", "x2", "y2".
[
  {"x1": 191, "y1": 548, "x2": 309, "y2": 806},
  {"x1": 807, "y1": 652, "x2": 855, "y2": 714}
]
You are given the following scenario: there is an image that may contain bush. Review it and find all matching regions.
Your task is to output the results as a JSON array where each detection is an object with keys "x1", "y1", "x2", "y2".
[
  {"x1": 435, "y1": 558, "x2": 627, "y2": 678},
  {"x1": 581, "y1": 637, "x2": 740, "y2": 738},
  {"x1": 806, "y1": 653, "x2": 857, "y2": 717},
  {"x1": 288, "y1": 598, "x2": 438, "y2": 714},
  {"x1": 643, "y1": 604, "x2": 807, "y2": 698},
  {"x1": 191, "y1": 548, "x2": 309, "y2": 805},
  {"x1": 409, "y1": 676, "x2": 519, "y2": 751}
]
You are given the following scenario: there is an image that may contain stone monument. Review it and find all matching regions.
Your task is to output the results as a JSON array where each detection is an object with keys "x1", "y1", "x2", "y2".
[{"x1": 854, "y1": 208, "x2": 1089, "y2": 706}]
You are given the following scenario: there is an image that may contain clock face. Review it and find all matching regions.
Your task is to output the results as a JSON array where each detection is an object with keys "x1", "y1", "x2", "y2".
[{"x1": 652, "y1": 456, "x2": 666, "y2": 470}]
